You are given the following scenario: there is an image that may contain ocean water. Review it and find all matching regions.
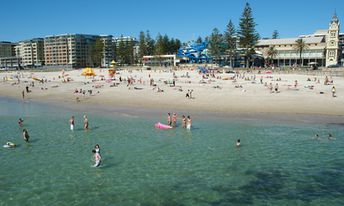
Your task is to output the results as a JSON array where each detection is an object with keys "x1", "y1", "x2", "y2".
[{"x1": 0, "y1": 97, "x2": 344, "y2": 206}]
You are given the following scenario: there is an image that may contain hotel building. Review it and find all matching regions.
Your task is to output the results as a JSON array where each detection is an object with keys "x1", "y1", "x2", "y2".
[
  {"x1": 15, "y1": 38, "x2": 44, "y2": 67},
  {"x1": 256, "y1": 14, "x2": 341, "y2": 67}
]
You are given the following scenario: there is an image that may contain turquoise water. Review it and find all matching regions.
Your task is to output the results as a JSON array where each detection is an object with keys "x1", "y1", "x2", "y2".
[{"x1": 0, "y1": 98, "x2": 344, "y2": 205}]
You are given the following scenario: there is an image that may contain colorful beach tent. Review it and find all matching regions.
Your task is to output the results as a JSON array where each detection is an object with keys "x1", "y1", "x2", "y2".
[{"x1": 81, "y1": 68, "x2": 96, "y2": 76}]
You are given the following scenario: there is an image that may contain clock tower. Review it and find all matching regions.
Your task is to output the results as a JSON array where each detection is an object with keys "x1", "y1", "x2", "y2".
[{"x1": 326, "y1": 12, "x2": 340, "y2": 67}]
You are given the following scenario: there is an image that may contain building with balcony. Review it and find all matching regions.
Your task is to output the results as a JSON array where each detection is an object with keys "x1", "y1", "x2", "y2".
[
  {"x1": 44, "y1": 34, "x2": 98, "y2": 68},
  {"x1": 100, "y1": 35, "x2": 114, "y2": 67},
  {"x1": 15, "y1": 38, "x2": 44, "y2": 67},
  {"x1": 0, "y1": 41, "x2": 20, "y2": 69},
  {"x1": 0, "y1": 41, "x2": 16, "y2": 57}
]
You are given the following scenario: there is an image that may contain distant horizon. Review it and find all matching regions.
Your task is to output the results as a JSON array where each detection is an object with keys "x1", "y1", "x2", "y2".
[{"x1": 1, "y1": 0, "x2": 343, "y2": 43}]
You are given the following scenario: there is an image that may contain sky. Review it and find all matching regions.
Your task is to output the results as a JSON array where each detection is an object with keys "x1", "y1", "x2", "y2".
[{"x1": 1, "y1": 0, "x2": 343, "y2": 42}]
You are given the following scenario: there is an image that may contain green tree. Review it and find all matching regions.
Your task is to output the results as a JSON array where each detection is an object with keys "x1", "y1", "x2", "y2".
[
  {"x1": 91, "y1": 37, "x2": 104, "y2": 67},
  {"x1": 116, "y1": 35, "x2": 126, "y2": 64},
  {"x1": 294, "y1": 38, "x2": 308, "y2": 66},
  {"x1": 139, "y1": 31, "x2": 147, "y2": 62},
  {"x1": 196, "y1": 36, "x2": 203, "y2": 43},
  {"x1": 272, "y1": 30, "x2": 279, "y2": 39},
  {"x1": 224, "y1": 20, "x2": 237, "y2": 67},
  {"x1": 173, "y1": 39, "x2": 181, "y2": 53},
  {"x1": 266, "y1": 46, "x2": 277, "y2": 65},
  {"x1": 146, "y1": 30, "x2": 155, "y2": 55},
  {"x1": 124, "y1": 41, "x2": 135, "y2": 65},
  {"x1": 209, "y1": 28, "x2": 224, "y2": 63},
  {"x1": 238, "y1": 2, "x2": 259, "y2": 68}
]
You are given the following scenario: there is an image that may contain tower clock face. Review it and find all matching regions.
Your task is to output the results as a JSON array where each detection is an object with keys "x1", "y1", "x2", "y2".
[{"x1": 330, "y1": 41, "x2": 335, "y2": 46}]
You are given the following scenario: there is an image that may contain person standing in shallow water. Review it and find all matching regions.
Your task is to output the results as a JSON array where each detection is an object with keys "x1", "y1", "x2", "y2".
[
  {"x1": 172, "y1": 113, "x2": 177, "y2": 127},
  {"x1": 84, "y1": 115, "x2": 89, "y2": 130},
  {"x1": 92, "y1": 149, "x2": 102, "y2": 167},
  {"x1": 69, "y1": 116, "x2": 75, "y2": 131},
  {"x1": 182, "y1": 115, "x2": 186, "y2": 128},
  {"x1": 22, "y1": 129, "x2": 30, "y2": 142},
  {"x1": 167, "y1": 113, "x2": 171, "y2": 126},
  {"x1": 186, "y1": 116, "x2": 192, "y2": 130}
]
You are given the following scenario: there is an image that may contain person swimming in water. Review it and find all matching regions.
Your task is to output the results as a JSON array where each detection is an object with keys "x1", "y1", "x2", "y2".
[
  {"x1": 92, "y1": 149, "x2": 102, "y2": 167},
  {"x1": 69, "y1": 116, "x2": 75, "y2": 131},
  {"x1": 18, "y1": 118, "x2": 24, "y2": 127},
  {"x1": 314, "y1": 134, "x2": 320, "y2": 140},
  {"x1": 236, "y1": 139, "x2": 241, "y2": 147},
  {"x1": 94, "y1": 144, "x2": 100, "y2": 154},
  {"x1": 22, "y1": 129, "x2": 30, "y2": 142},
  {"x1": 328, "y1": 133, "x2": 334, "y2": 140}
]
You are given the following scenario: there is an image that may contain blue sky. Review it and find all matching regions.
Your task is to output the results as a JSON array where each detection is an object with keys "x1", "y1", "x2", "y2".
[{"x1": 1, "y1": 0, "x2": 343, "y2": 42}]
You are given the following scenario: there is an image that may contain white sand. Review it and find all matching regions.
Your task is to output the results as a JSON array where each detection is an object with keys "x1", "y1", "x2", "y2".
[{"x1": 0, "y1": 68, "x2": 343, "y2": 116}]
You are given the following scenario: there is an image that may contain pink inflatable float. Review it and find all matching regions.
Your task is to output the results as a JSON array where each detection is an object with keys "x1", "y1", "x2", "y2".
[{"x1": 155, "y1": 122, "x2": 172, "y2": 130}]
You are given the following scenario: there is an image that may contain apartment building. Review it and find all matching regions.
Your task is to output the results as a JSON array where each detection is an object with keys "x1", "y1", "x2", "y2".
[
  {"x1": 100, "y1": 35, "x2": 114, "y2": 67},
  {"x1": 15, "y1": 38, "x2": 44, "y2": 67},
  {"x1": 44, "y1": 34, "x2": 98, "y2": 68},
  {"x1": 0, "y1": 41, "x2": 20, "y2": 69},
  {"x1": 0, "y1": 41, "x2": 16, "y2": 57}
]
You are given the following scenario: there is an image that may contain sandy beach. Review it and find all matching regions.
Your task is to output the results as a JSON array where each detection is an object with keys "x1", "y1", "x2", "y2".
[{"x1": 0, "y1": 67, "x2": 343, "y2": 116}]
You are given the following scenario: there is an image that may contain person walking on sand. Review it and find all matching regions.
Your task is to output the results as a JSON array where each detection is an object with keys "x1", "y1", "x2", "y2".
[
  {"x1": 332, "y1": 86, "x2": 336, "y2": 97},
  {"x1": 84, "y1": 115, "x2": 89, "y2": 130},
  {"x1": 186, "y1": 116, "x2": 192, "y2": 130},
  {"x1": 172, "y1": 113, "x2": 177, "y2": 127},
  {"x1": 23, "y1": 129, "x2": 30, "y2": 142},
  {"x1": 167, "y1": 113, "x2": 171, "y2": 126},
  {"x1": 22, "y1": 90, "x2": 25, "y2": 99},
  {"x1": 69, "y1": 116, "x2": 75, "y2": 131}
]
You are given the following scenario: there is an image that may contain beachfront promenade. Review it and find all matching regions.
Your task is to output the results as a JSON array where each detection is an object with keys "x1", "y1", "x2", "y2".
[{"x1": 0, "y1": 67, "x2": 343, "y2": 116}]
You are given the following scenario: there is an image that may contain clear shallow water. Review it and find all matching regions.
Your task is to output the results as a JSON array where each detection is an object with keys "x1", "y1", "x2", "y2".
[{"x1": 0, "y1": 98, "x2": 344, "y2": 206}]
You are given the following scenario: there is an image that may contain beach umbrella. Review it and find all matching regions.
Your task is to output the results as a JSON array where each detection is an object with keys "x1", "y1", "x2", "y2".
[{"x1": 81, "y1": 68, "x2": 96, "y2": 76}]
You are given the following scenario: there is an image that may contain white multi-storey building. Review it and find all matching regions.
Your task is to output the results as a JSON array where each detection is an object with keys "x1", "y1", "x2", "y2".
[{"x1": 15, "y1": 38, "x2": 44, "y2": 67}]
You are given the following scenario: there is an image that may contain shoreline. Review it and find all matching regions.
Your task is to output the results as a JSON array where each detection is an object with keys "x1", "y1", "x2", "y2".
[
  {"x1": 1, "y1": 96, "x2": 343, "y2": 125},
  {"x1": 1, "y1": 68, "x2": 344, "y2": 121}
]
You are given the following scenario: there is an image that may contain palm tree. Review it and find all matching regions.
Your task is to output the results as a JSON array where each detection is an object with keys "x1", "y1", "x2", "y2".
[
  {"x1": 294, "y1": 38, "x2": 308, "y2": 66},
  {"x1": 266, "y1": 46, "x2": 277, "y2": 66}
]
